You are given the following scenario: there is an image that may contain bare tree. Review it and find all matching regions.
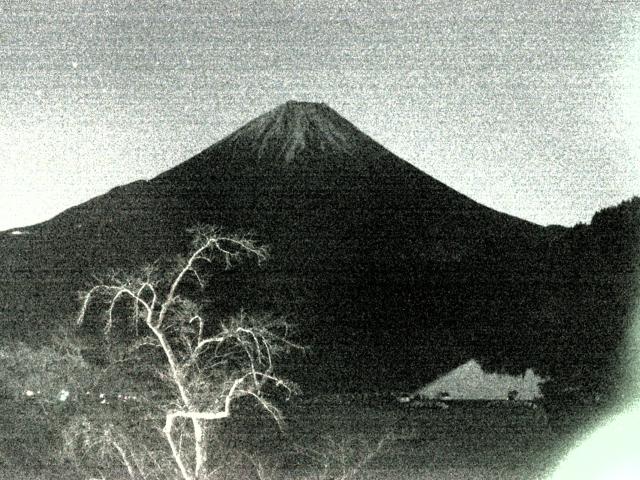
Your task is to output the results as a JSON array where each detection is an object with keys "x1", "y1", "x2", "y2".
[{"x1": 77, "y1": 225, "x2": 298, "y2": 480}]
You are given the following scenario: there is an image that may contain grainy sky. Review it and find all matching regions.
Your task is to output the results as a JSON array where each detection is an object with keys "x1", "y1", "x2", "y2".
[{"x1": 1, "y1": 0, "x2": 639, "y2": 230}]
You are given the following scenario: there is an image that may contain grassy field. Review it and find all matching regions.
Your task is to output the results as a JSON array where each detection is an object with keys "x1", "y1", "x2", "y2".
[
  {"x1": 0, "y1": 395, "x2": 584, "y2": 479},
  {"x1": 220, "y1": 396, "x2": 575, "y2": 479}
]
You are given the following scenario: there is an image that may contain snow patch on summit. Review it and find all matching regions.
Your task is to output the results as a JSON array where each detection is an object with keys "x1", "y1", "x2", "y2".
[{"x1": 226, "y1": 101, "x2": 365, "y2": 164}]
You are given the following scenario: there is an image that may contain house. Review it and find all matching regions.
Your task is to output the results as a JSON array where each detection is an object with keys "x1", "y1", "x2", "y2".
[{"x1": 418, "y1": 359, "x2": 545, "y2": 401}]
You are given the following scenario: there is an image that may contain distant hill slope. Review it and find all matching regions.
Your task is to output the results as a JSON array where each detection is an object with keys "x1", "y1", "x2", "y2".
[{"x1": 1, "y1": 102, "x2": 637, "y2": 394}]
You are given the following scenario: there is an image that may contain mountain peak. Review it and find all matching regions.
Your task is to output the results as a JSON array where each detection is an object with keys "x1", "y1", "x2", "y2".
[
  {"x1": 225, "y1": 101, "x2": 372, "y2": 164},
  {"x1": 281, "y1": 99, "x2": 329, "y2": 111}
]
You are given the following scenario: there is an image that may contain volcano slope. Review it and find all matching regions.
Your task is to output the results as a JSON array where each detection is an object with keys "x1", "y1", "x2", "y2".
[{"x1": 1, "y1": 101, "x2": 636, "y2": 394}]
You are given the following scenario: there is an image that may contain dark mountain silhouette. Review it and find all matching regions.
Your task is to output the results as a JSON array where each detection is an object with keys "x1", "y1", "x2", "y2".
[{"x1": 1, "y1": 101, "x2": 638, "y2": 397}]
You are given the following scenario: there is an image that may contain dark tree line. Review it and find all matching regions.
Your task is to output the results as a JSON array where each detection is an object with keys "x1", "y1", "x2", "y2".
[{"x1": 535, "y1": 197, "x2": 639, "y2": 415}]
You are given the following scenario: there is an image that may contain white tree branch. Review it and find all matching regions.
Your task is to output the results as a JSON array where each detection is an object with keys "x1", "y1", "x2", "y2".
[{"x1": 76, "y1": 226, "x2": 292, "y2": 480}]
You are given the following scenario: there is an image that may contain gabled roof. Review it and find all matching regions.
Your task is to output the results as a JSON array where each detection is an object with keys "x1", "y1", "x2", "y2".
[{"x1": 419, "y1": 359, "x2": 545, "y2": 400}]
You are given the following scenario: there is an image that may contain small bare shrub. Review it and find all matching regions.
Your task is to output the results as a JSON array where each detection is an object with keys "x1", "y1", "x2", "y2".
[{"x1": 296, "y1": 433, "x2": 393, "y2": 480}]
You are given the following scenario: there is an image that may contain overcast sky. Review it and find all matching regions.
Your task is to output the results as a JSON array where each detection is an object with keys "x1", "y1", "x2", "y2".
[{"x1": 1, "y1": 0, "x2": 639, "y2": 230}]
